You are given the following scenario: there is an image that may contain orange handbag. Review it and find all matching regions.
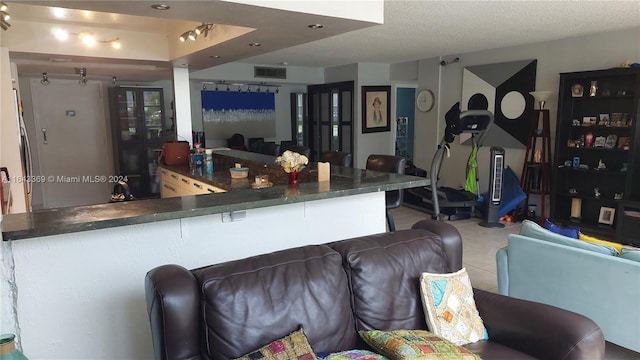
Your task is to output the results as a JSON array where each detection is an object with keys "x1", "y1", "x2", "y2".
[{"x1": 160, "y1": 141, "x2": 190, "y2": 166}]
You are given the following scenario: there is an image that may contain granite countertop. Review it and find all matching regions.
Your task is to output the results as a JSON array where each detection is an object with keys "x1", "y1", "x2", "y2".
[{"x1": 1, "y1": 149, "x2": 429, "y2": 241}]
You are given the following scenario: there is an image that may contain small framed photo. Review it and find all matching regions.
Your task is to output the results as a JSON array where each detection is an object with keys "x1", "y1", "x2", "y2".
[
  {"x1": 618, "y1": 137, "x2": 631, "y2": 150},
  {"x1": 571, "y1": 84, "x2": 584, "y2": 97},
  {"x1": 598, "y1": 206, "x2": 616, "y2": 225},
  {"x1": 582, "y1": 116, "x2": 596, "y2": 126},
  {"x1": 594, "y1": 136, "x2": 606, "y2": 148},
  {"x1": 598, "y1": 113, "x2": 610, "y2": 126}
]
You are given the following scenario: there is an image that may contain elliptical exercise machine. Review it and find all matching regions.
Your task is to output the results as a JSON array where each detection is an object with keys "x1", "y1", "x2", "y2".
[{"x1": 404, "y1": 102, "x2": 494, "y2": 220}]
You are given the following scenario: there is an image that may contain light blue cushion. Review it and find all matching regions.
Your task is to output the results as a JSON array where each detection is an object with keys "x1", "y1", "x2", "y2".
[
  {"x1": 620, "y1": 247, "x2": 640, "y2": 262},
  {"x1": 519, "y1": 220, "x2": 617, "y2": 256}
]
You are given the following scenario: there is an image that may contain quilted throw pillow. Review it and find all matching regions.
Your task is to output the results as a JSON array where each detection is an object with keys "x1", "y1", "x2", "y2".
[
  {"x1": 233, "y1": 328, "x2": 318, "y2": 360},
  {"x1": 419, "y1": 268, "x2": 488, "y2": 345},
  {"x1": 359, "y1": 329, "x2": 480, "y2": 359}
]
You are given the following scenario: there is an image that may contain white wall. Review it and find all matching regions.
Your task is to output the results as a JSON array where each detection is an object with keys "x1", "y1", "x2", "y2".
[{"x1": 415, "y1": 27, "x2": 640, "y2": 212}]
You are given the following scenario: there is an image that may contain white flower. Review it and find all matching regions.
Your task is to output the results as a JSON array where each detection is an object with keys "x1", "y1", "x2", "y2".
[{"x1": 275, "y1": 150, "x2": 309, "y2": 173}]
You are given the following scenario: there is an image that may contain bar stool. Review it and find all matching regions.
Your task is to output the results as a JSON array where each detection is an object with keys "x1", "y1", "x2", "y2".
[
  {"x1": 320, "y1": 151, "x2": 352, "y2": 167},
  {"x1": 366, "y1": 154, "x2": 406, "y2": 232}
]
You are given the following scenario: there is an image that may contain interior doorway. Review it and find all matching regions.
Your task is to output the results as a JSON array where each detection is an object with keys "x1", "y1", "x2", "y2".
[
  {"x1": 306, "y1": 81, "x2": 354, "y2": 161},
  {"x1": 30, "y1": 81, "x2": 112, "y2": 209}
]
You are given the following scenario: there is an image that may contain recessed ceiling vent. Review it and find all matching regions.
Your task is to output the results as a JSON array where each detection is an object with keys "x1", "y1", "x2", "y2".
[{"x1": 254, "y1": 66, "x2": 286, "y2": 79}]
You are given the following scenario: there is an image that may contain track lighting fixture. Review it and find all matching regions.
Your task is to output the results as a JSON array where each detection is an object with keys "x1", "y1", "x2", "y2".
[
  {"x1": 112, "y1": 76, "x2": 117, "y2": 85},
  {"x1": 78, "y1": 67, "x2": 88, "y2": 86},
  {"x1": 178, "y1": 23, "x2": 215, "y2": 42},
  {"x1": 201, "y1": 81, "x2": 282, "y2": 94},
  {"x1": 439, "y1": 57, "x2": 460, "y2": 66},
  {"x1": 0, "y1": 2, "x2": 9, "y2": 30},
  {"x1": 41, "y1": 73, "x2": 50, "y2": 86},
  {"x1": 52, "y1": 27, "x2": 121, "y2": 48}
]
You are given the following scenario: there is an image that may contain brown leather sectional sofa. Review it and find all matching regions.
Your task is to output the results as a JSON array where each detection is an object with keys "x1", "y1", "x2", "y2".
[{"x1": 145, "y1": 219, "x2": 605, "y2": 359}]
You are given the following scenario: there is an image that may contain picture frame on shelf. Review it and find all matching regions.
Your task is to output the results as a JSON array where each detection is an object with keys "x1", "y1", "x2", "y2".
[
  {"x1": 594, "y1": 136, "x2": 606, "y2": 148},
  {"x1": 362, "y1": 86, "x2": 391, "y2": 133},
  {"x1": 582, "y1": 116, "x2": 596, "y2": 126},
  {"x1": 618, "y1": 137, "x2": 631, "y2": 150},
  {"x1": 571, "y1": 84, "x2": 584, "y2": 97},
  {"x1": 598, "y1": 206, "x2": 616, "y2": 225},
  {"x1": 598, "y1": 113, "x2": 610, "y2": 126},
  {"x1": 604, "y1": 135, "x2": 617, "y2": 149}
]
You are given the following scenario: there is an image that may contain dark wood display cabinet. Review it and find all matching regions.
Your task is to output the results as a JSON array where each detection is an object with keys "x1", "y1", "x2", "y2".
[
  {"x1": 109, "y1": 87, "x2": 175, "y2": 199},
  {"x1": 552, "y1": 68, "x2": 640, "y2": 242}
]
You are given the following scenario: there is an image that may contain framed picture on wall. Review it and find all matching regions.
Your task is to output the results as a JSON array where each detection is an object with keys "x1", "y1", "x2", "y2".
[{"x1": 362, "y1": 86, "x2": 391, "y2": 133}]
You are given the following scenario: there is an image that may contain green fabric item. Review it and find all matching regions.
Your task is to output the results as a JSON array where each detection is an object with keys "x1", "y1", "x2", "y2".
[{"x1": 464, "y1": 145, "x2": 478, "y2": 194}]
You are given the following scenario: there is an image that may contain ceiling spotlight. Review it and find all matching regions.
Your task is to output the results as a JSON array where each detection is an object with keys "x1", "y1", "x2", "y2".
[
  {"x1": 0, "y1": 3, "x2": 7, "y2": 12},
  {"x1": 266, "y1": 87, "x2": 271, "y2": 93},
  {"x1": 52, "y1": 27, "x2": 69, "y2": 41},
  {"x1": 79, "y1": 32, "x2": 96, "y2": 46},
  {"x1": 0, "y1": 18, "x2": 9, "y2": 30},
  {"x1": 188, "y1": 31, "x2": 197, "y2": 41},
  {"x1": 247, "y1": 86, "x2": 251, "y2": 92},
  {"x1": 202, "y1": 83, "x2": 207, "y2": 91},
  {"x1": 194, "y1": 23, "x2": 208, "y2": 35},
  {"x1": 1, "y1": 11, "x2": 9, "y2": 21},
  {"x1": 249, "y1": 42, "x2": 261, "y2": 47},
  {"x1": 308, "y1": 24, "x2": 323, "y2": 29},
  {"x1": 150, "y1": 4, "x2": 170, "y2": 10},
  {"x1": 112, "y1": 76, "x2": 117, "y2": 85},
  {"x1": 179, "y1": 31, "x2": 189, "y2": 42},
  {"x1": 275, "y1": 88, "x2": 279, "y2": 94},
  {"x1": 41, "y1": 73, "x2": 50, "y2": 86},
  {"x1": 111, "y1": 39, "x2": 121, "y2": 49},
  {"x1": 237, "y1": 85, "x2": 241, "y2": 92}
]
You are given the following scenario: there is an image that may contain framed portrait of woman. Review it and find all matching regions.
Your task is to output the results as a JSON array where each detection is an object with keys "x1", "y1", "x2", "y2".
[{"x1": 362, "y1": 86, "x2": 391, "y2": 133}]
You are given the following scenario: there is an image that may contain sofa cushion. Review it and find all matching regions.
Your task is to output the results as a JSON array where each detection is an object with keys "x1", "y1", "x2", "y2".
[
  {"x1": 520, "y1": 220, "x2": 617, "y2": 256},
  {"x1": 323, "y1": 349, "x2": 388, "y2": 359},
  {"x1": 419, "y1": 268, "x2": 488, "y2": 345},
  {"x1": 234, "y1": 328, "x2": 317, "y2": 360},
  {"x1": 192, "y1": 245, "x2": 358, "y2": 358},
  {"x1": 620, "y1": 247, "x2": 640, "y2": 262},
  {"x1": 329, "y1": 229, "x2": 450, "y2": 332},
  {"x1": 579, "y1": 232, "x2": 623, "y2": 253},
  {"x1": 359, "y1": 329, "x2": 480, "y2": 359}
]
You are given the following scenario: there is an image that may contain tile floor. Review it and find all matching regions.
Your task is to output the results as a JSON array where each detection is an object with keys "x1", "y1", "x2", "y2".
[{"x1": 391, "y1": 205, "x2": 640, "y2": 360}]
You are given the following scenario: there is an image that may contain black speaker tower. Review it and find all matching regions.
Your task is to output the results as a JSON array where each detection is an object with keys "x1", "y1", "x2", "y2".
[{"x1": 480, "y1": 147, "x2": 505, "y2": 228}]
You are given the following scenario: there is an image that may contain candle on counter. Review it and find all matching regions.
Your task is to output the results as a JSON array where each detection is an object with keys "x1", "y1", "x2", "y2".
[
  {"x1": 570, "y1": 198, "x2": 582, "y2": 219},
  {"x1": 318, "y1": 162, "x2": 330, "y2": 182}
]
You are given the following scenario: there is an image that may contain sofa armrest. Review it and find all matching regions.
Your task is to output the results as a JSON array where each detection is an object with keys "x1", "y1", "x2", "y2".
[
  {"x1": 495, "y1": 247, "x2": 509, "y2": 295},
  {"x1": 473, "y1": 289, "x2": 605, "y2": 360},
  {"x1": 145, "y1": 264, "x2": 201, "y2": 360},
  {"x1": 411, "y1": 219, "x2": 462, "y2": 271}
]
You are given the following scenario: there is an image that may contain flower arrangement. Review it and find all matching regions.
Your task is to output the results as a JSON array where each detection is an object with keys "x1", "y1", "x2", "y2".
[{"x1": 275, "y1": 150, "x2": 308, "y2": 173}]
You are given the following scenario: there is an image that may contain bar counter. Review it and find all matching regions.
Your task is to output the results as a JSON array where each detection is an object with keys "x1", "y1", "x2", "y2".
[
  {"x1": 1, "y1": 149, "x2": 428, "y2": 240},
  {"x1": 0, "y1": 149, "x2": 430, "y2": 359}
]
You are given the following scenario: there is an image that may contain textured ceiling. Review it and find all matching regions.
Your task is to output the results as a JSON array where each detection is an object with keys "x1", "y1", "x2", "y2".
[{"x1": 6, "y1": 0, "x2": 640, "y2": 82}]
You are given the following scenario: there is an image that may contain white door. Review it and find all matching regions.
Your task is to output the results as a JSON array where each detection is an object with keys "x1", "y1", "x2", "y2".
[{"x1": 31, "y1": 81, "x2": 112, "y2": 208}]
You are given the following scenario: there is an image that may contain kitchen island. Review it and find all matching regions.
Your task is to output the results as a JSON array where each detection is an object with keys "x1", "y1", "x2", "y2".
[{"x1": 0, "y1": 149, "x2": 429, "y2": 359}]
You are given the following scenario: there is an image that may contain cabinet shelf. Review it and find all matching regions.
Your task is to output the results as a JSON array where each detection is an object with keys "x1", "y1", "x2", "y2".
[
  {"x1": 110, "y1": 87, "x2": 173, "y2": 199},
  {"x1": 557, "y1": 167, "x2": 627, "y2": 175},
  {"x1": 551, "y1": 67, "x2": 640, "y2": 243}
]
